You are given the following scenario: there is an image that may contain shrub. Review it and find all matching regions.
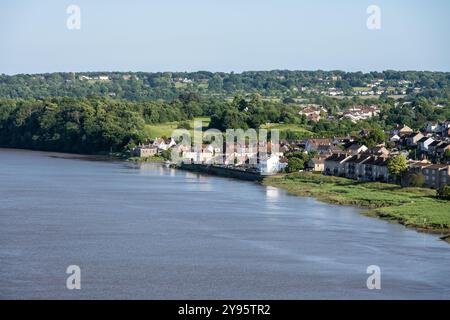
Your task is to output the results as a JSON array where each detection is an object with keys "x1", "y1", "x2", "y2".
[
  {"x1": 437, "y1": 185, "x2": 450, "y2": 200},
  {"x1": 406, "y1": 172, "x2": 425, "y2": 188},
  {"x1": 177, "y1": 121, "x2": 192, "y2": 130}
]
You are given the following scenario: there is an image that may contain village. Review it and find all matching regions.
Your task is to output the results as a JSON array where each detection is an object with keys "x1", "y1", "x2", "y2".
[{"x1": 131, "y1": 119, "x2": 450, "y2": 189}]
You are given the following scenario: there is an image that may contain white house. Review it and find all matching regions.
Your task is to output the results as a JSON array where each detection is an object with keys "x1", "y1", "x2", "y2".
[
  {"x1": 418, "y1": 137, "x2": 435, "y2": 152},
  {"x1": 425, "y1": 122, "x2": 439, "y2": 134},
  {"x1": 257, "y1": 154, "x2": 282, "y2": 175},
  {"x1": 153, "y1": 137, "x2": 176, "y2": 151},
  {"x1": 345, "y1": 144, "x2": 368, "y2": 155},
  {"x1": 389, "y1": 134, "x2": 401, "y2": 142}
]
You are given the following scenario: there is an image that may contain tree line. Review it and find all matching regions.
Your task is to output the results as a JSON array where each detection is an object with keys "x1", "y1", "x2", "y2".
[
  {"x1": 0, "y1": 90, "x2": 448, "y2": 154},
  {"x1": 1, "y1": 70, "x2": 449, "y2": 100}
]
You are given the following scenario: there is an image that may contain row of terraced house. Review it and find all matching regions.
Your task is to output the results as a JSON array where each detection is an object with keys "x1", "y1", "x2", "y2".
[
  {"x1": 324, "y1": 153, "x2": 390, "y2": 182},
  {"x1": 324, "y1": 152, "x2": 450, "y2": 189}
]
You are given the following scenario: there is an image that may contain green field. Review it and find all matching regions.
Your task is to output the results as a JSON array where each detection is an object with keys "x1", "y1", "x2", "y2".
[
  {"x1": 261, "y1": 123, "x2": 313, "y2": 137},
  {"x1": 264, "y1": 173, "x2": 450, "y2": 241},
  {"x1": 146, "y1": 118, "x2": 317, "y2": 141},
  {"x1": 352, "y1": 86, "x2": 369, "y2": 92},
  {"x1": 145, "y1": 117, "x2": 211, "y2": 140}
]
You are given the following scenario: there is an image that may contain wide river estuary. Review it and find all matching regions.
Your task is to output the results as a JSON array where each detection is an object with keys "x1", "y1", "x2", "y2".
[{"x1": 0, "y1": 149, "x2": 449, "y2": 299}]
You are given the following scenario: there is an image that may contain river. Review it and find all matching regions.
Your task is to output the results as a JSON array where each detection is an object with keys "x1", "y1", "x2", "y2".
[{"x1": 0, "y1": 148, "x2": 449, "y2": 299}]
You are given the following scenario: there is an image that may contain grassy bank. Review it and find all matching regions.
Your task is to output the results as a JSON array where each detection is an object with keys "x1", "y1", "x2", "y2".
[
  {"x1": 127, "y1": 155, "x2": 166, "y2": 163},
  {"x1": 264, "y1": 172, "x2": 450, "y2": 241}
]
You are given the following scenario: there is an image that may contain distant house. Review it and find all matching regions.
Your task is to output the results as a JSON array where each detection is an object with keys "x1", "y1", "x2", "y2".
[
  {"x1": 389, "y1": 134, "x2": 401, "y2": 142},
  {"x1": 307, "y1": 155, "x2": 328, "y2": 172},
  {"x1": 362, "y1": 156, "x2": 390, "y2": 182},
  {"x1": 305, "y1": 138, "x2": 332, "y2": 153},
  {"x1": 344, "y1": 154, "x2": 371, "y2": 180},
  {"x1": 436, "y1": 142, "x2": 450, "y2": 159},
  {"x1": 417, "y1": 137, "x2": 435, "y2": 152},
  {"x1": 152, "y1": 137, "x2": 176, "y2": 151},
  {"x1": 341, "y1": 105, "x2": 380, "y2": 122},
  {"x1": 298, "y1": 104, "x2": 326, "y2": 122},
  {"x1": 405, "y1": 132, "x2": 424, "y2": 147},
  {"x1": 425, "y1": 122, "x2": 439, "y2": 134},
  {"x1": 424, "y1": 120, "x2": 450, "y2": 137},
  {"x1": 427, "y1": 140, "x2": 442, "y2": 156},
  {"x1": 317, "y1": 144, "x2": 341, "y2": 154},
  {"x1": 391, "y1": 124, "x2": 413, "y2": 136},
  {"x1": 421, "y1": 164, "x2": 450, "y2": 189},
  {"x1": 257, "y1": 154, "x2": 283, "y2": 175},
  {"x1": 345, "y1": 144, "x2": 368, "y2": 155},
  {"x1": 324, "y1": 153, "x2": 352, "y2": 176},
  {"x1": 441, "y1": 121, "x2": 450, "y2": 137},
  {"x1": 364, "y1": 145, "x2": 390, "y2": 157},
  {"x1": 332, "y1": 136, "x2": 355, "y2": 146},
  {"x1": 131, "y1": 145, "x2": 158, "y2": 158},
  {"x1": 324, "y1": 153, "x2": 390, "y2": 182},
  {"x1": 79, "y1": 75, "x2": 92, "y2": 81},
  {"x1": 280, "y1": 144, "x2": 290, "y2": 153}
]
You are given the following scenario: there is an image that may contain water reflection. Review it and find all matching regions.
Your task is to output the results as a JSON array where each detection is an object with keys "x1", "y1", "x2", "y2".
[{"x1": 1, "y1": 149, "x2": 450, "y2": 299}]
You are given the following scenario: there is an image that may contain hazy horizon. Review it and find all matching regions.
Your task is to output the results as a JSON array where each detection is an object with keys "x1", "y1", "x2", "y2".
[
  {"x1": 1, "y1": 0, "x2": 450, "y2": 74},
  {"x1": 3, "y1": 68, "x2": 450, "y2": 77}
]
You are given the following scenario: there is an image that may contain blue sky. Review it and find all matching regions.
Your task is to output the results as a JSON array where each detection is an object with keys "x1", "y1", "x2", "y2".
[{"x1": 1, "y1": 0, "x2": 449, "y2": 74}]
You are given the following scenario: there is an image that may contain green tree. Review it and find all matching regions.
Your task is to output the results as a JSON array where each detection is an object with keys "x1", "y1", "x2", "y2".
[
  {"x1": 444, "y1": 149, "x2": 450, "y2": 160},
  {"x1": 359, "y1": 127, "x2": 385, "y2": 147},
  {"x1": 286, "y1": 157, "x2": 304, "y2": 173},
  {"x1": 388, "y1": 155, "x2": 408, "y2": 184}
]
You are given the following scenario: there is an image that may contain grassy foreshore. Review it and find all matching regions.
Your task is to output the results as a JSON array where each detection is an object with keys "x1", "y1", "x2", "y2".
[
  {"x1": 263, "y1": 172, "x2": 450, "y2": 242},
  {"x1": 127, "y1": 155, "x2": 166, "y2": 163}
]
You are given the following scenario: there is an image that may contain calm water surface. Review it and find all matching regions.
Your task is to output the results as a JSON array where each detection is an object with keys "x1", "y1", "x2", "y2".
[{"x1": 0, "y1": 148, "x2": 449, "y2": 299}]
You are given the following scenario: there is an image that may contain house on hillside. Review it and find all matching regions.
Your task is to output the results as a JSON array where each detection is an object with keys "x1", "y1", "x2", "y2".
[
  {"x1": 417, "y1": 137, "x2": 435, "y2": 152},
  {"x1": 405, "y1": 132, "x2": 424, "y2": 147},
  {"x1": 307, "y1": 155, "x2": 328, "y2": 172},
  {"x1": 364, "y1": 145, "x2": 390, "y2": 157},
  {"x1": 152, "y1": 137, "x2": 176, "y2": 151},
  {"x1": 305, "y1": 138, "x2": 332, "y2": 152},
  {"x1": 344, "y1": 144, "x2": 368, "y2": 155},
  {"x1": 391, "y1": 124, "x2": 413, "y2": 136},
  {"x1": 436, "y1": 142, "x2": 450, "y2": 159},
  {"x1": 425, "y1": 122, "x2": 439, "y2": 134},
  {"x1": 389, "y1": 134, "x2": 401, "y2": 142},
  {"x1": 298, "y1": 104, "x2": 326, "y2": 122}
]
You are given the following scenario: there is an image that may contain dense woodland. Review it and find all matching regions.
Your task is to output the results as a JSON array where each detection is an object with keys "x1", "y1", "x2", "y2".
[{"x1": 0, "y1": 71, "x2": 449, "y2": 154}]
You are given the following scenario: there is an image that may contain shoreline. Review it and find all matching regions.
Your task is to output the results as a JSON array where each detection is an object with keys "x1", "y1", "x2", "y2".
[
  {"x1": 0, "y1": 147, "x2": 123, "y2": 161},
  {"x1": 263, "y1": 173, "x2": 450, "y2": 244}
]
